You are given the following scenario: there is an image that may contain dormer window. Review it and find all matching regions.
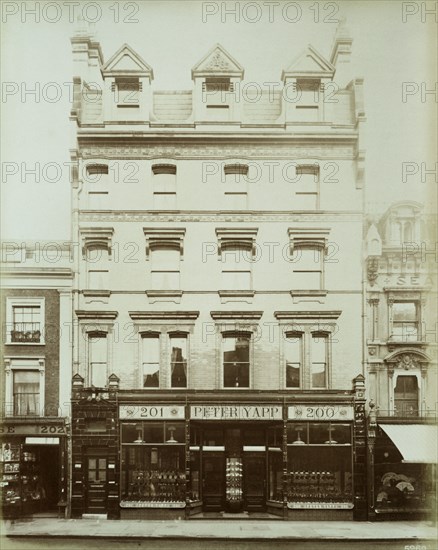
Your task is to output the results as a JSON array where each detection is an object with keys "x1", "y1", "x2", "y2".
[
  {"x1": 114, "y1": 78, "x2": 141, "y2": 108},
  {"x1": 295, "y1": 79, "x2": 320, "y2": 121}
]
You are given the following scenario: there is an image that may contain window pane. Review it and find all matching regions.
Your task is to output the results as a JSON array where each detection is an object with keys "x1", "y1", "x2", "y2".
[
  {"x1": 285, "y1": 334, "x2": 302, "y2": 388},
  {"x1": 151, "y1": 271, "x2": 180, "y2": 290},
  {"x1": 170, "y1": 335, "x2": 187, "y2": 388},
  {"x1": 151, "y1": 248, "x2": 179, "y2": 270},
  {"x1": 90, "y1": 336, "x2": 107, "y2": 362},
  {"x1": 222, "y1": 270, "x2": 251, "y2": 290},
  {"x1": 153, "y1": 193, "x2": 176, "y2": 209},
  {"x1": 393, "y1": 302, "x2": 416, "y2": 321},
  {"x1": 311, "y1": 334, "x2": 327, "y2": 388},
  {"x1": 91, "y1": 363, "x2": 107, "y2": 387},
  {"x1": 223, "y1": 335, "x2": 250, "y2": 388},
  {"x1": 292, "y1": 247, "x2": 321, "y2": 270},
  {"x1": 88, "y1": 270, "x2": 109, "y2": 289},
  {"x1": 142, "y1": 336, "x2": 160, "y2": 388}
]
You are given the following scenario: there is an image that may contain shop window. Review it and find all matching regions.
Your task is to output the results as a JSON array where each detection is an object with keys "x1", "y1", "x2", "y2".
[
  {"x1": 152, "y1": 164, "x2": 177, "y2": 210},
  {"x1": 142, "y1": 334, "x2": 160, "y2": 388},
  {"x1": 285, "y1": 332, "x2": 302, "y2": 388},
  {"x1": 394, "y1": 375, "x2": 419, "y2": 417},
  {"x1": 169, "y1": 333, "x2": 187, "y2": 388},
  {"x1": 88, "y1": 332, "x2": 108, "y2": 388},
  {"x1": 292, "y1": 246, "x2": 323, "y2": 290},
  {"x1": 295, "y1": 164, "x2": 319, "y2": 209},
  {"x1": 7, "y1": 298, "x2": 44, "y2": 344},
  {"x1": 223, "y1": 332, "x2": 250, "y2": 388},
  {"x1": 243, "y1": 428, "x2": 265, "y2": 446},
  {"x1": 189, "y1": 451, "x2": 201, "y2": 501},
  {"x1": 221, "y1": 244, "x2": 252, "y2": 290},
  {"x1": 286, "y1": 421, "x2": 353, "y2": 505},
  {"x1": 121, "y1": 421, "x2": 186, "y2": 504},
  {"x1": 150, "y1": 246, "x2": 180, "y2": 290},
  {"x1": 86, "y1": 245, "x2": 109, "y2": 290},
  {"x1": 391, "y1": 302, "x2": 419, "y2": 342},
  {"x1": 311, "y1": 333, "x2": 328, "y2": 388},
  {"x1": 13, "y1": 370, "x2": 40, "y2": 416},
  {"x1": 203, "y1": 428, "x2": 224, "y2": 446}
]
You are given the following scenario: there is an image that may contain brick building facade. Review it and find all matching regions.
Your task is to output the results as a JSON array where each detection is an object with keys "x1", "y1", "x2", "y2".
[{"x1": 69, "y1": 21, "x2": 368, "y2": 520}]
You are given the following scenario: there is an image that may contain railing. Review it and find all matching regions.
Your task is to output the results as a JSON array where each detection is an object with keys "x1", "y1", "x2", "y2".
[{"x1": 11, "y1": 323, "x2": 41, "y2": 343}]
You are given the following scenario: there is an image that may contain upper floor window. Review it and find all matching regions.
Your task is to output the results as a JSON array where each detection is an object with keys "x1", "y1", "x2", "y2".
[
  {"x1": 6, "y1": 298, "x2": 45, "y2": 344},
  {"x1": 4, "y1": 358, "x2": 45, "y2": 417},
  {"x1": 311, "y1": 333, "x2": 328, "y2": 389},
  {"x1": 142, "y1": 334, "x2": 160, "y2": 388},
  {"x1": 170, "y1": 333, "x2": 187, "y2": 388},
  {"x1": 86, "y1": 245, "x2": 110, "y2": 290},
  {"x1": 223, "y1": 332, "x2": 250, "y2": 388},
  {"x1": 13, "y1": 370, "x2": 40, "y2": 416},
  {"x1": 292, "y1": 246, "x2": 323, "y2": 290},
  {"x1": 204, "y1": 77, "x2": 232, "y2": 120},
  {"x1": 88, "y1": 332, "x2": 108, "y2": 388},
  {"x1": 295, "y1": 78, "x2": 320, "y2": 121},
  {"x1": 152, "y1": 164, "x2": 177, "y2": 210},
  {"x1": 295, "y1": 164, "x2": 319, "y2": 209},
  {"x1": 114, "y1": 78, "x2": 140, "y2": 108},
  {"x1": 391, "y1": 301, "x2": 419, "y2": 342},
  {"x1": 221, "y1": 243, "x2": 252, "y2": 290},
  {"x1": 285, "y1": 332, "x2": 302, "y2": 388},
  {"x1": 223, "y1": 164, "x2": 248, "y2": 209},
  {"x1": 394, "y1": 375, "x2": 419, "y2": 417},
  {"x1": 150, "y1": 246, "x2": 180, "y2": 290}
]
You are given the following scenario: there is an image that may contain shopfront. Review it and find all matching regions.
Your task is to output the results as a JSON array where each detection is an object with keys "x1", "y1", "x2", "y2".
[
  {"x1": 372, "y1": 423, "x2": 437, "y2": 519},
  {"x1": 116, "y1": 397, "x2": 359, "y2": 520},
  {"x1": 0, "y1": 420, "x2": 67, "y2": 518}
]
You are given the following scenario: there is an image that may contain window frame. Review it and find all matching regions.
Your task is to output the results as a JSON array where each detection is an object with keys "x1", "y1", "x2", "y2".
[
  {"x1": 87, "y1": 330, "x2": 109, "y2": 388},
  {"x1": 169, "y1": 331, "x2": 189, "y2": 389},
  {"x1": 4, "y1": 358, "x2": 45, "y2": 417},
  {"x1": 140, "y1": 332, "x2": 161, "y2": 389},
  {"x1": 6, "y1": 298, "x2": 45, "y2": 345},
  {"x1": 222, "y1": 331, "x2": 252, "y2": 389},
  {"x1": 284, "y1": 331, "x2": 303, "y2": 389},
  {"x1": 390, "y1": 300, "x2": 420, "y2": 342}
]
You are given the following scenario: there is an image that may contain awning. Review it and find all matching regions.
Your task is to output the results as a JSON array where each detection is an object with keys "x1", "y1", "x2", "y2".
[{"x1": 380, "y1": 424, "x2": 437, "y2": 464}]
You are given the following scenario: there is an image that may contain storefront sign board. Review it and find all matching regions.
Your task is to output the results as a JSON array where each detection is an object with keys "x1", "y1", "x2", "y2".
[
  {"x1": 190, "y1": 405, "x2": 282, "y2": 420},
  {"x1": 119, "y1": 405, "x2": 185, "y2": 420}
]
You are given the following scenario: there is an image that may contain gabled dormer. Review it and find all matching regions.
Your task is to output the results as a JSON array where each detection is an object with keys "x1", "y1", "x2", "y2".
[
  {"x1": 191, "y1": 44, "x2": 244, "y2": 124},
  {"x1": 101, "y1": 44, "x2": 154, "y2": 123},
  {"x1": 281, "y1": 45, "x2": 335, "y2": 125}
]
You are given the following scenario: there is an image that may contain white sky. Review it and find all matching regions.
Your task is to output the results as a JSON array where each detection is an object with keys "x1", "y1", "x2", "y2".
[{"x1": 1, "y1": 0, "x2": 437, "y2": 240}]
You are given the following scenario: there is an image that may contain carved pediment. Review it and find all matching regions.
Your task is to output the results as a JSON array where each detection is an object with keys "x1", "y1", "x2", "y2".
[
  {"x1": 282, "y1": 45, "x2": 335, "y2": 80},
  {"x1": 192, "y1": 44, "x2": 244, "y2": 78},
  {"x1": 102, "y1": 44, "x2": 154, "y2": 79}
]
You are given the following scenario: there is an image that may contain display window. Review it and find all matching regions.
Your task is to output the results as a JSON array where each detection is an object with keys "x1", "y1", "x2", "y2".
[
  {"x1": 121, "y1": 421, "x2": 186, "y2": 505},
  {"x1": 286, "y1": 422, "x2": 353, "y2": 506}
]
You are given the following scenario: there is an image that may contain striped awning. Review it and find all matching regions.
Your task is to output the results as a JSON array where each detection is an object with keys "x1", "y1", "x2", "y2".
[{"x1": 380, "y1": 424, "x2": 437, "y2": 464}]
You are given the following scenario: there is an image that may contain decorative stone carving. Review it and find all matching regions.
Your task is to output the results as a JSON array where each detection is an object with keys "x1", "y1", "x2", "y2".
[
  {"x1": 396, "y1": 353, "x2": 419, "y2": 370},
  {"x1": 367, "y1": 258, "x2": 379, "y2": 285},
  {"x1": 206, "y1": 52, "x2": 232, "y2": 71}
]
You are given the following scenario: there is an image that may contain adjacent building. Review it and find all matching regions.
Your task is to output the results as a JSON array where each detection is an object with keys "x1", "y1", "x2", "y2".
[
  {"x1": 68, "y1": 20, "x2": 369, "y2": 521},
  {"x1": 0, "y1": 241, "x2": 73, "y2": 518},
  {"x1": 365, "y1": 202, "x2": 437, "y2": 519}
]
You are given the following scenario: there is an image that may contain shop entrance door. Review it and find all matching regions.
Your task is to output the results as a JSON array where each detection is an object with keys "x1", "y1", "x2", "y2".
[
  {"x1": 243, "y1": 455, "x2": 266, "y2": 511},
  {"x1": 86, "y1": 456, "x2": 107, "y2": 514},
  {"x1": 202, "y1": 454, "x2": 224, "y2": 511}
]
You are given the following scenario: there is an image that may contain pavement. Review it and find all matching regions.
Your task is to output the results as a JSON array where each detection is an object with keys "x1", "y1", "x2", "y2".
[{"x1": 1, "y1": 517, "x2": 437, "y2": 541}]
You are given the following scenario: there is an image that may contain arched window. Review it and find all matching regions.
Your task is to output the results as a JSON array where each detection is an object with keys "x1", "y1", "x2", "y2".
[{"x1": 394, "y1": 375, "x2": 418, "y2": 417}]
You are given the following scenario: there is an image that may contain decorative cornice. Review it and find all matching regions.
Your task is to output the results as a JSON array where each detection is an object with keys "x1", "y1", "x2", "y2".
[
  {"x1": 274, "y1": 310, "x2": 342, "y2": 320},
  {"x1": 80, "y1": 212, "x2": 363, "y2": 223},
  {"x1": 210, "y1": 311, "x2": 263, "y2": 320},
  {"x1": 75, "y1": 310, "x2": 118, "y2": 320},
  {"x1": 129, "y1": 311, "x2": 200, "y2": 321},
  {"x1": 77, "y1": 140, "x2": 356, "y2": 161}
]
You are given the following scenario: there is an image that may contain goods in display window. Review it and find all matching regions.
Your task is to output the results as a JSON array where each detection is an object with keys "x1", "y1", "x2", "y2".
[
  {"x1": 121, "y1": 421, "x2": 186, "y2": 507},
  {"x1": 225, "y1": 458, "x2": 243, "y2": 511}
]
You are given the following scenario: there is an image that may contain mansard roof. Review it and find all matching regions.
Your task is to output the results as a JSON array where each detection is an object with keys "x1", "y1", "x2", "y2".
[
  {"x1": 102, "y1": 43, "x2": 154, "y2": 79},
  {"x1": 191, "y1": 43, "x2": 244, "y2": 79},
  {"x1": 282, "y1": 45, "x2": 335, "y2": 80}
]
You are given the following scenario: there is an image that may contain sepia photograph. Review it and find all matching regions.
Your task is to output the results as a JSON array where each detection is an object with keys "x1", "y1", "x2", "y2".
[{"x1": 1, "y1": 1, "x2": 437, "y2": 548}]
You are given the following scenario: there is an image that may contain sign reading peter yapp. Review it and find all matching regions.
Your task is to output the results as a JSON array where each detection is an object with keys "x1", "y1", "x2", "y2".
[{"x1": 190, "y1": 405, "x2": 282, "y2": 420}]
